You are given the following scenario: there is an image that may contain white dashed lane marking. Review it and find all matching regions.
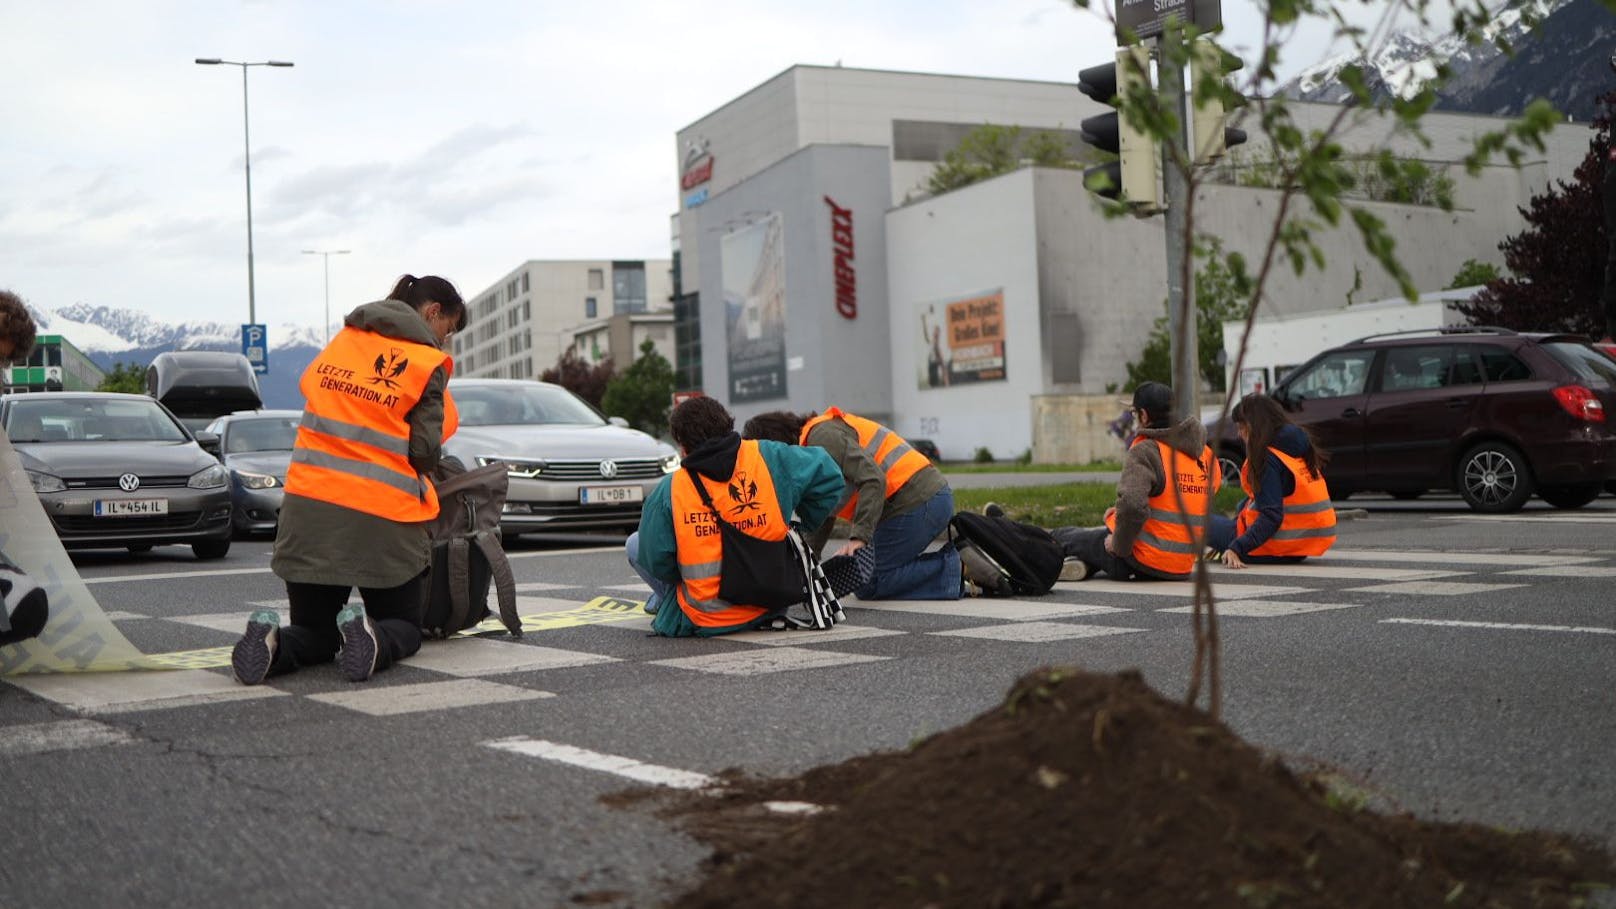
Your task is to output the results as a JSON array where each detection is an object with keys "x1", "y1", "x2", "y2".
[
  {"x1": 1159, "y1": 600, "x2": 1362, "y2": 617},
  {"x1": 649, "y1": 647, "x2": 888, "y2": 676},
  {"x1": 853, "y1": 599, "x2": 1130, "y2": 620},
  {"x1": 6, "y1": 669, "x2": 287, "y2": 714},
  {"x1": 404, "y1": 638, "x2": 618, "y2": 677},
  {"x1": 484, "y1": 737, "x2": 716, "y2": 790},
  {"x1": 930, "y1": 622, "x2": 1147, "y2": 643},
  {"x1": 1342, "y1": 581, "x2": 1528, "y2": 596},
  {"x1": 1381, "y1": 618, "x2": 1616, "y2": 636}
]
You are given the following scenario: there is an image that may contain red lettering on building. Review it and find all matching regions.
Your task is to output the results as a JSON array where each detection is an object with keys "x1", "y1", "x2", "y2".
[
  {"x1": 824, "y1": 196, "x2": 856, "y2": 320},
  {"x1": 680, "y1": 156, "x2": 714, "y2": 191}
]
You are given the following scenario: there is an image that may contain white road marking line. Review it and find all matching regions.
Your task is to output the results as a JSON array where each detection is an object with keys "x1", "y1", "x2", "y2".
[
  {"x1": 1500, "y1": 566, "x2": 1616, "y2": 577},
  {"x1": 5, "y1": 669, "x2": 288, "y2": 714},
  {"x1": 1075, "y1": 580, "x2": 1309, "y2": 600},
  {"x1": 1158, "y1": 600, "x2": 1361, "y2": 617},
  {"x1": 1207, "y1": 565, "x2": 1465, "y2": 581},
  {"x1": 1343, "y1": 580, "x2": 1527, "y2": 596},
  {"x1": 514, "y1": 582, "x2": 573, "y2": 592},
  {"x1": 406, "y1": 639, "x2": 619, "y2": 676},
  {"x1": 1323, "y1": 550, "x2": 1601, "y2": 566},
  {"x1": 506, "y1": 545, "x2": 625, "y2": 559},
  {"x1": 81, "y1": 567, "x2": 274, "y2": 585},
  {"x1": 483, "y1": 736, "x2": 717, "y2": 790},
  {"x1": 720, "y1": 625, "x2": 906, "y2": 646},
  {"x1": 103, "y1": 611, "x2": 150, "y2": 621},
  {"x1": 0, "y1": 719, "x2": 136, "y2": 757},
  {"x1": 307, "y1": 679, "x2": 553, "y2": 716},
  {"x1": 650, "y1": 647, "x2": 888, "y2": 676},
  {"x1": 851, "y1": 599, "x2": 1130, "y2": 620},
  {"x1": 1382, "y1": 618, "x2": 1616, "y2": 635},
  {"x1": 930, "y1": 622, "x2": 1147, "y2": 642},
  {"x1": 169, "y1": 608, "x2": 291, "y2": 634},
  {"x1": 1434, "y1": 514, "x2": 1616, "y2": 524}
]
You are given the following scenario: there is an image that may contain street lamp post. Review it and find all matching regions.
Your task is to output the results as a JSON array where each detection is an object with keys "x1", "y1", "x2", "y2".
[
  {"x1": 302, "y1": 249, "x2": 351, "y2": 346},
  {"x1": 194, "y1": 57, "x2": 294, "y2": 328}
]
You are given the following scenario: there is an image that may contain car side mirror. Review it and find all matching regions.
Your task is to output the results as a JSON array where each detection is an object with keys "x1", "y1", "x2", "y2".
[
  {"x1": 607, "y1": 416, "x2": 630, "y2": 428},
  {"x1": 194, "y1": 430, "x2": 221, "y2": 457}
]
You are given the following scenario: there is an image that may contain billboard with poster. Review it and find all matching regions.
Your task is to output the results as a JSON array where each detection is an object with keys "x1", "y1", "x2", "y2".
[
  {"x1": 917, "y1": 289, "x2": 1007, "y2": 388},
  {"x1": 721, "y1": 213, "x2": 787, "y2": 402}
]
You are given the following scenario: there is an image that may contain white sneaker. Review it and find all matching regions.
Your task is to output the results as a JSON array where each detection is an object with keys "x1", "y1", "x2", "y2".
[{"x1": 1059, "y1": 558, "x2": 1090, "y2": 582}]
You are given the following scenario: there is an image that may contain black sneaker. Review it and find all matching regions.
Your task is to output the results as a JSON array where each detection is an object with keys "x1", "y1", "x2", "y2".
[
  {"x1": 982, "y1": 502, "x2": 1006, "y2": 519},
  {"x1": 231, "y1": 609, "x2": 280, "y2": 686},
  {"x1": 336, "y1": 604, "x2": 379, "y2": 682}
]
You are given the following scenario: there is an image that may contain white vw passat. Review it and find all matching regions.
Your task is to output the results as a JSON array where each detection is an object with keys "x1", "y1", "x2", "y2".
[{"x1": 442, "y1": 379, "x2": 679, "y2": 539}]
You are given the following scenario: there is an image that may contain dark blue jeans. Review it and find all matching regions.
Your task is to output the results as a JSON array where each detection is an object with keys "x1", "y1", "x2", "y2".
[
  {"x1": 856, "y1": 487, "x2": 962, "y2": 600},
  {"x1": 1208, "y1": 515, "x2": 1305, "y2": 564}
]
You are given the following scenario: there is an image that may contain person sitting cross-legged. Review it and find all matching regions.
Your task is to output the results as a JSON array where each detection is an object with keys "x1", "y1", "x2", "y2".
[{"x1": 625, "y1": 397, "x2": 844, "y2": 637}]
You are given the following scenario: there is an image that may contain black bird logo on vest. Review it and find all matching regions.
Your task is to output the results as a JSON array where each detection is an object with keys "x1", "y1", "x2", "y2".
[
  {"x1": 369, "y1": 348, "x2": 409, "y2": 389},
  {"x1": 728, "y1": 472, "x2": 761, "y2": 514}
]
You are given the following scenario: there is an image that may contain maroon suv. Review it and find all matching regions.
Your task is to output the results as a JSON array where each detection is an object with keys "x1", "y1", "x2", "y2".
[{"x1": 1211, "y1": 328, "x2": 1616, "y2": 513}]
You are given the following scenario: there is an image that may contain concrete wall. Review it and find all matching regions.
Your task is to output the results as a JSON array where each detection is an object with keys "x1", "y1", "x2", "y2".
[
  {"x1": 1031, "y1": 394, "x2": 1132, "y2": 465},
  {"x1": 887, "y1": 168, "x2": 1043, "y2": 460},
  {"x1": 691, "y1": 144, "x2": 893, "y2": 426}
]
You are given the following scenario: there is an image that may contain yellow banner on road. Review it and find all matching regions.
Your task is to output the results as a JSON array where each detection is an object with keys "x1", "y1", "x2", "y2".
[{"x1": 0, "y1": 435, "x2": 167, "y2": 674}]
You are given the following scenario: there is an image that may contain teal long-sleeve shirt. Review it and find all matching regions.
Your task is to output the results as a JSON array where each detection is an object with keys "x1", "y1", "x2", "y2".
[{"x1": 635, "y1": 441, "x2": 845, "y2": 585}]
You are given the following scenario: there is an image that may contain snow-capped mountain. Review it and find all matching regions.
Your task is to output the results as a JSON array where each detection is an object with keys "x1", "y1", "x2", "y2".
[
  {"x1": 1281, "y1": 0, "x2": 1613, "y2": 121},
  {"x1": 31, "y1": 304, "x2": 325, "y2": 409}
]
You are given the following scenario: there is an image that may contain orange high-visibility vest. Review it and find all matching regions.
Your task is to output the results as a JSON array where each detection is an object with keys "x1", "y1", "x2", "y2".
[
  {"x1": 1106, "y1": 439, "x2": 1217, "y2": 576},
  {"x1": 1237, "y1": 447, "x2": 1336, "y2": 557},
  {"x1": 670, "y1": 441, "x2": 788, "y2": 629},
  {"x1": 800, "y1": 407, "x2": 931, "y2": 521},
  {"x1": 284, "y1": 326, "x2": 452, "y2": 522}
]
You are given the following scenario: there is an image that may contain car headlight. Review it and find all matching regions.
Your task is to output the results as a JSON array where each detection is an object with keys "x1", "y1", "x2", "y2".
[
  {"x1": 188, "y1": 464, "x2": 229, "y2": 489},
  {"x1": 481, "y1": 456, "x2": 545, "y2": 479},
  {"x1": 25, "y1": 470, "x2": 65, "y2": 493},
  {"x1": 659, "y1": 453, "x2": 681, "y2": 474},
  {"x1": 235, "y1": 470, "x2": 281, "y2": 490}
]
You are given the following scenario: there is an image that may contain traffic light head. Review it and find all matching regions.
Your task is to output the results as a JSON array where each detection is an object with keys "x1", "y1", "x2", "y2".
[
  {"x1": 1190, "y1": 38, "x2": 1247, "y2": 164},
  {"x1": 1078, "y1": 47, "x2": 1159, "y2": 208}
]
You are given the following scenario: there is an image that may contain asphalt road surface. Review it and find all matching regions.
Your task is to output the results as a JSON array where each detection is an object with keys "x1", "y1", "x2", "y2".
[{"x1": 2, "y1": 494, "x2": 1613, "y2": 907}]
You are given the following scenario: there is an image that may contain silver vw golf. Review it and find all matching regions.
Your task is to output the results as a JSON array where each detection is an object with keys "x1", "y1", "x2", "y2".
[
  {"x1": 443, "y1": 379, "x2": 680, "y2": 539},
  {"x1": 2, "y1": 392, "x2": 234, "y2": 559}
]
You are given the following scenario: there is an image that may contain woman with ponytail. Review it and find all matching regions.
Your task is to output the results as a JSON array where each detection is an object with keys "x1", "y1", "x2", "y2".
[{"x1": 231, "y1": 273, "x2": 467, "y2": 684}]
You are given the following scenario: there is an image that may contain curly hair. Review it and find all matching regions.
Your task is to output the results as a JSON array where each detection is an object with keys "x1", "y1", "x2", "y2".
[
  {"x1": 669, "y1": 396, "x2": 734, "y2": 451},
  {"x1": 741, "y1": 410, "x2": 814, "y2": 444},
  {"x1": 0, "y1": 289, "x2": 37, "y2": 362}
]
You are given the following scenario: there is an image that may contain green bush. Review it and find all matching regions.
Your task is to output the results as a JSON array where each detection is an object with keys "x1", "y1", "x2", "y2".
[{"x1": 973, "y1": 446, "x2": 995, "y2": 464}]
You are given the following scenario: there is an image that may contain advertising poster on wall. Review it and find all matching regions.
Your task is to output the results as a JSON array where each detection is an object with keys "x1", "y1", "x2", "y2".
[
  {"x1": 917, "y1": 289, "x2": 1007, "y2": 388},
  {"x1": 721, "y1": 213, "x2": 787, "y2": 402}
]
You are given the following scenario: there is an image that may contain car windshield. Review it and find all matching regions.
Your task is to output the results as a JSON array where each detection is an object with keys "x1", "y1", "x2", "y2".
[
  {"x1": 226, "y1": 416, "x2": 301, "y2": 453},
  {"x1": 451, "y1": 383, "x2": 606, "y2": 427},
  {"x1": 1541, "y1": 342, "x2": 1616, "y2": 388},
  {"x1": 4, "y1": 398, "x2": 189, "y2": 443}
]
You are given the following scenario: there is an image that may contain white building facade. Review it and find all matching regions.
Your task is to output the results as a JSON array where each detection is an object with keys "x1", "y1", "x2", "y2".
[
  {"x1": 456, "y1": 259, "x2": 673, "y2": 380},
  {"x1": 673, "y1": 65, "x2": 1592, "y2": 458}
]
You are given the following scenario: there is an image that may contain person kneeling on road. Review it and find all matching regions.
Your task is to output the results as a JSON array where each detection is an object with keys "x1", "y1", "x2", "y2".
[
  {"x1": 1050, "y1": 382, "x2": 1219, "y2": 582},
  {"x1": 1208, "y1": 393, "x2": 1336, "y2": 568},
  {"x1": 743, "y1": 407, "x2": 962, "y2": 601},
  {"x1": 625, "y1": 397, "x2": 844, "y2": 636}
]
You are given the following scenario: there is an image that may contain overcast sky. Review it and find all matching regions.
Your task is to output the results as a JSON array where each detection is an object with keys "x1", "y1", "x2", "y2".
[{"x1": 1, "y1": 0, "x2": 1371, "y2": 335}]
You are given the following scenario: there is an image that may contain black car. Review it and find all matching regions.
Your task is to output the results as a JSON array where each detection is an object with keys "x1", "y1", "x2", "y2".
[{"x1": 1209, "y1": 327, "x2": 1616, "y2": 512}]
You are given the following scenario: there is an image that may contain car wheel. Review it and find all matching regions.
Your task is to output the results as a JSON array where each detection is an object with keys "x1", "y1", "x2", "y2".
[
  {"x1": 192, "y1": 537, "x2": 232, "y2": 560},
  {"x1": 1389, "y1": 489, "x2": 1426, "y2": 501},
  {"x1": 1537, "y1": 482, "x2": 1603, "y2": 510},
  {"x1": 1456, "y1": 442, "x2": 1534, "y2": 513},
  {"x1": 1216, "y1": 446, "x2": 1243, "y2": 488},
  {"x1": 127, "y1": 543, "x2": 153, "y2": 553}
]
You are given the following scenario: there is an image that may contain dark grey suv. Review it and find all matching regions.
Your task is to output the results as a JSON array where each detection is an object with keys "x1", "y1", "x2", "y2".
[{"x1": 1211, "y1": 328, "x2": 1616, "y2": 513}]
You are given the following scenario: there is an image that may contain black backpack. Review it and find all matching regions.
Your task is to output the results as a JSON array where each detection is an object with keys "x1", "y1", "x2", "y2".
[
  {"x1": 422, "y1": 461, "x2": 522, "y2": 639},
  {"x1": 949, "y1": 511, "x2": 1065, "y2": 597}
]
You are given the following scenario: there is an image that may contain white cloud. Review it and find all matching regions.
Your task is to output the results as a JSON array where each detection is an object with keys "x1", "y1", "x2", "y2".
[{"x1": 0, "y1": 0, "x2": 1363, "y2": 333}]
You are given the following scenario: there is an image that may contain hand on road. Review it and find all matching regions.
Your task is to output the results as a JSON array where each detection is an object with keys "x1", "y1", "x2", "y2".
[{"x1": 1221, "y1": 549, "x2": 1247, "y2": 569}]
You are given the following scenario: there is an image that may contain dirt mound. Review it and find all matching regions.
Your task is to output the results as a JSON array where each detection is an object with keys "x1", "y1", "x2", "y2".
[{"x1": 655, "y1": 667, "x2": 1612, "y2": 908}]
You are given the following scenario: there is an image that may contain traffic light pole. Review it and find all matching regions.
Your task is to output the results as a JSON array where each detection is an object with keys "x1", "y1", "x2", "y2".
[{"x1": 1159, "y1": 28, "x2": 1198, "y2": 424}]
